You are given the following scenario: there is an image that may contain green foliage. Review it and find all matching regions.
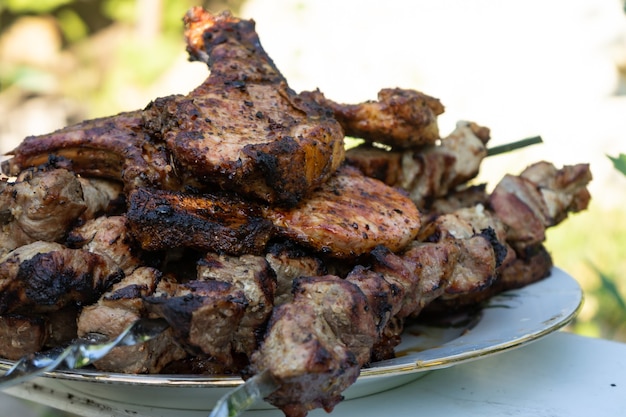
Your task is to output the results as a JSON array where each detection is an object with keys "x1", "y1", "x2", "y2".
[{"x1": 608, "y1": 153, "x2": 626, "y2": 176}]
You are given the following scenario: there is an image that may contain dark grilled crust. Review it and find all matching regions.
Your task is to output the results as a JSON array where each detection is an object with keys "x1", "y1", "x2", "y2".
[
  {"x1": 0, "y1": 242, "x2": 123, "y2": 315},
  {"x1": 1, "y1": 111, "x2": 180, "y2": 192},
  {"x1": 126, "y1": 188, "x2": 275, "y2": 255}
]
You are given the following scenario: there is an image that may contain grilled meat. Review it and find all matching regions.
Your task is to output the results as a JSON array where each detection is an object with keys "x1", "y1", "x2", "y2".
[
  {"x1": 197, "y1": 252, "x2": 276, "y2": 357},
  {"x1": 66, "y1": 215, "x2": 141, "y2": 276},
  {"x1": 142, "y1": 8, "x2": 345, "y2": 205},
  {"x1": 265, "y1": 242, "x2": 327, "y2": 306},
  {"x1": 144, "y1": 279, "x2": 247, "y2": 366},
  {"x1": 346, "y1": 121, "x2": 490, "y2": 209},
  {"x1": 2, "y1": 9, "x2": 345, "y2": 206},
  {"x1": 303, "y1": 88, "x2": 444, "y2": 148},
  {"x1": 2, "y1": 111, "x2": 181, "y2": 192},
  {"x1": 77, "y1": 267, "x2": 187, "y2": 373},
  {"x1": 264, "y1": 166, "x2": 422, "y2": 258},
  {"x1": 126, "y1": 187, "x2": 274, "y2": 255},
  {"x1": 77, "y1": 177, "x2": 125, "y2": 219},
  {"x1": 0, "y1": 168, "x2": 87, "y2": 257},
  {"x1": 0, "y1": 241, "x2": 123, "y2": 315},
  {"x1": 418, "y1": 205, "x2": 510, "y2": 295},
  {"x1": 250, "y1": 274, "x2": 375, "y2": 417},
  {"x1": 488, "y1": 161, "x2": 592, "y2": 250}
]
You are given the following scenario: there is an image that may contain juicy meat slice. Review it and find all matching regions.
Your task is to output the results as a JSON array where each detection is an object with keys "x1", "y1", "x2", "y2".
[
  {"x1": 77, "y1": 267, "x2": 187, "y2": 373},
  {"x1": 1, "y1": 168, "x2": 87, "y2": 256},
  {"x1": 143, "y1": 279, "x2": 247, "y2": 366},
  {"x1": 303, "y1": 88, "x2": 444, "y2": 148},
  {"x1": 197, "y1": 252, "x2": 276, "y2": 356},
  {"x1": 0, "y1": 241, "x2": 123, "y2": 314},
  {"x1": 292, "y1": 275, "x2": 377, "y2": 366},
  {"x1": 126, "y1": 188, "x2": 274, "y2": 255},
  {"x1": 345, "y1": 265, "x2": 402, "y2": 334},
  {"x1": 264, "y1": 167, "x2": 421, "y2": 258},
  {"x1": 1, "y1": 111, "x2": 181, "y2": 192},
  {"x1": 67, "y1": 215, "x2": 141, "y2": 276},
  {"x1": 143, "y1": 8, "x2": 345, "y2": 205}
]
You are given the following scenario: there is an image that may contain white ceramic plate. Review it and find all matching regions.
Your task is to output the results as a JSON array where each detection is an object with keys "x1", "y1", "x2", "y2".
[{"x1": 1, "y1": 267, "x2": 582, "y2": 415}]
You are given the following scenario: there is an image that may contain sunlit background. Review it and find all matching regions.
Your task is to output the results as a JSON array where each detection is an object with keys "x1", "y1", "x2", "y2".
[{"x1": 1, "y1": 0, "x2": 626, "y2": 415}]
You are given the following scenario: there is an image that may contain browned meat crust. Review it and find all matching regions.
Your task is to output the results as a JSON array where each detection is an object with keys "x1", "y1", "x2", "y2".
[
  {"x1": 264, "y1": 167, "x2": 422, "y2": 258},
  {"x1": 126, "y1": 187, "x2": 275, "y2": 255},
  {"x1": 303, "y1": 88, "x2": 444, "y2": 148},
  {"x1": 488, "y1": 161, "x2": 592, "y2": 250},
  {"x1": 144, "y1": 279, "x2": 247, "y2": 366},
  {"x1": 2, "y1": 111, "x2": 180, "y2": 192},
  {"x1": 0, "y1": 241, "x2": 123, "y2": 314},
  {"x1": 197, "y1": 252, "x2": 276, "y2": 356},
  {"x1": 346, "y1": 121, "x2": 491, "y2": 209},
  {"x1": 141, "y1": 8, "x2": 345, "y2": 205}
]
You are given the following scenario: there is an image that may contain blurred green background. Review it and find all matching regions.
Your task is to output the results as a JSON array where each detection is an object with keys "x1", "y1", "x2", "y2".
[{"x1": 1, "y1": 0, "x2": 625, "y2": 415}]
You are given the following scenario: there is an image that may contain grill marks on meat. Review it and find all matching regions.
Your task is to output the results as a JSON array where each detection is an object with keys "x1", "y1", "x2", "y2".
[
  {"x1": 142, "y1": 8, "x2": 345, "y2": 205},
  {"x1": 126, "y1": 188, "x2": 274, "y2": 255},
  {"x1": 264, "y1": 167, "x2": 422, "y2": 258},
  {"x1": 0, "y1": 241, "x2": 123, "y2": 314},
  {"x1": 304, "y1": 88, "x2": 444, "y2": 148}
]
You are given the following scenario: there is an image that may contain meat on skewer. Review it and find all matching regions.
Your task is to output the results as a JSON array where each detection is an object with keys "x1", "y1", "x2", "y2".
[
  {"x1": 345, "y1": 120, "x2": 491, "y2": 209},
  {"x1": 77, "y1": 267, "x2": 187, "y2": 373},
  {"x1": 249, "y1": 161, "x2": 591, "y2": 417}
]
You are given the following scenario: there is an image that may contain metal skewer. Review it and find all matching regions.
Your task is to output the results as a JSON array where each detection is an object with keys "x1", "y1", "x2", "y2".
[
  {"x1": 0, "y1": 317, "x2": 169, "y2": 389},
  {"x1": 208, "y1": 369, "x2": 280, "y2": 417}
]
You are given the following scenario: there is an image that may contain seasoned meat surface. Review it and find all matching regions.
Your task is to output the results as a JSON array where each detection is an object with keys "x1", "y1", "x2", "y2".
[
  {"x1": 142, "y1": 8, "x2": 345, "y2": 205},
  {"x1": 144, "y1": 279, "x2": 247, "y2": 366},
  {"x1": 264, "y1": 167, "x2": 421, "y2": 258},
  {"x1": 303, "y1": 88, "x2": 444, "y2": 148},
  {"x1": 2, "y1": 111, "x2": 180, "y2": 192},
  {"x1": 126, "y1": 187, "x2": 275, "y2": 255},
  {"x1": 67, "y1": 215, "x2": 141, "y2": 275},
  {"x1": 346, "y1": 121, "x2": 490, "y2": 209}
]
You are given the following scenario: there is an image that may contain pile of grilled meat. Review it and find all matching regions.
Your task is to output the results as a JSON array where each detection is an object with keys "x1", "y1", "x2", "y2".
[{"x1": 0, "y1": 7, "x2": 591, "y2": 417}]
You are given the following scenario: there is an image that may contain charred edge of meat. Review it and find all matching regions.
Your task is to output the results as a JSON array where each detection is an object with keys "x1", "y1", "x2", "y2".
[
  {"x1": 126, "y1": 188, "x2": 275, "y2": 255},
  {"x1": 477, "y1": 227, "x2": 508, "y2": 268}
]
